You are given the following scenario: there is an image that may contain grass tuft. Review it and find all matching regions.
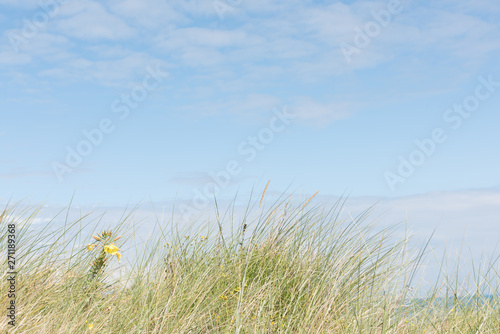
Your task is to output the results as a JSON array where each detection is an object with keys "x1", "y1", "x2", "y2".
[{"x1": 1, "y1": 196, "x2": 499, "y2": 333}]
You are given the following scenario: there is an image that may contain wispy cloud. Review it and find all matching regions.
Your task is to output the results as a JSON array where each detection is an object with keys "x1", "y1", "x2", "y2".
[
  {"x1": 108, "y1": 0, "x2": 185, "y2": 29},
  {"x1": 0, "y1": 169, "x2": 54, "y2": 179},
  {"x1": 5, "y1": 188, "x2": 498, "y2": 250},
  {"x1": 0, "y1": 0, "x2": 40, "y2": 8},
  {"x1": 1, "y1": 0, "x2": 499, "y2": 132},
  {"x1": 38, "y1": 51, "x2": 169, "y2": 87},
  {"x1": 289, "y1": 97, "x2": 359, "y2": 126},
  {"x1": 169, "y1": 172, "x2": 249, "y2": 187},
  {"x1": 0, "y1": 49, "x2": 31, "y2": 65},
  {"x1": 55, "y1": 1, "x2": 136, "y2": 40}
]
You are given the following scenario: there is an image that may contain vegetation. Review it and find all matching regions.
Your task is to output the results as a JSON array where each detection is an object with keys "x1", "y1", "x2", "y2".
[{"x1": 1, "y1": 193, "x2": 499, "y2": 333}]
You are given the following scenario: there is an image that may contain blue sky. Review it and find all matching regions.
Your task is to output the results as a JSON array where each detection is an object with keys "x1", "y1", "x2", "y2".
[{"x1": 1, "y1": 0, "x2": 500, "y2": 213}]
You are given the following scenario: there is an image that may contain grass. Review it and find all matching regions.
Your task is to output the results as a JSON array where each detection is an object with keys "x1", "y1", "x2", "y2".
[{"x1": 1, "y1": 193, "x2": 499, "y2": 333}]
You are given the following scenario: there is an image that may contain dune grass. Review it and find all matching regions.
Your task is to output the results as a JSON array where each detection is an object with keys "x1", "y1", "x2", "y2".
[{"x1": 1, "y1": 194, "x2": 499, "y2": 333}]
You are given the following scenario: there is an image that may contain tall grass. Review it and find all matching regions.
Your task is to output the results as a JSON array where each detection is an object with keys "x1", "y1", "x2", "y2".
[{"x1": 1, "y1": 195, "x2": 499, "y2": 333}]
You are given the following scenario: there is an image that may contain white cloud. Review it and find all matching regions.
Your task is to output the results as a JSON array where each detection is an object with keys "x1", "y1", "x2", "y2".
[
  {"x1": 0, "y1": 169, "x2": 54, "y2": 179},
  {"x1": 38, "y1": 52, "x2": 169, "y2": 87},
  {"x1": 176, "y1": 92, "x2": 282, "y2": 120},
  {"x1": 32, "y1": 217, "x2": 53, "y2": 225},
  {"x1": 0, "y1": 0, "x2": 40, "y2": 9},
  {"x1": 419, "y1": 11, "x2": 500, "y2": 60},
  {"x1": 3, "y1": 188, "x2": 498, "y2": 290},
  {"x1": 108, "y1": 0, "x2": 183, "y2": 30},
  {"x1": 1, "y1": 0, "x2": 499, "y2": 125},
  {"x1": 0, "y1": 48, "x2": 31, "y2": 65},
  {"x1": 289, "y1": 97, "x2": 358, "y2": 126},
  {"x1": 239, "y1": 0, "x2": 304, "y2": 15},
  {"x1": 7, "y1": 188, "x2": 499, "y2": 252},
  {"x1": 153, "y1": 27, "x2": 262, "y2": 67},
  {"x1": 299, "y1": 2, "x2": 363, "y2": 44},
  {"x1": 54, "y1": 1, "x2": 135, "y2": 40},
  {"x1": 344, "y1": 189, "x2": 500, "y2": 250},
  {"x1": 171, "y1": 27, "x2": 249, "y2": 48},
  {"x1": 440, "y1": 0, "x2": 500, "y2": 15},
  {"x1": 14, "y1": 32, "x2": 72, "y2": 62}
]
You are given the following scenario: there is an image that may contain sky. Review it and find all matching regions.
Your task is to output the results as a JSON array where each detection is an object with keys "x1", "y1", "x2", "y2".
[{"x1": 1, "y1": 0, "x2": 500, "y2": 260}]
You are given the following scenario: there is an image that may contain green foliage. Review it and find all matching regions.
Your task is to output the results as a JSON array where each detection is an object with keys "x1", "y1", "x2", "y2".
[{"x1": 87, "y1": 230, "x2": 121, "y2": 282}]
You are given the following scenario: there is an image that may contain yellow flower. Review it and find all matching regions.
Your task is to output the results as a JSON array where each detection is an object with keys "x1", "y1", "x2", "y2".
[
  {"x1": 116, "y1": 252, "x2": 122, "y2": 262},
  {"x1": 88, "y1": 323, "x2": 93, "y2": 329},
  {"x1": 104, "y1": 243, "x2": 120, "y2": 255},
  {"x1": 87, "y1": 244, "x2": 96, "y2": 251}
]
